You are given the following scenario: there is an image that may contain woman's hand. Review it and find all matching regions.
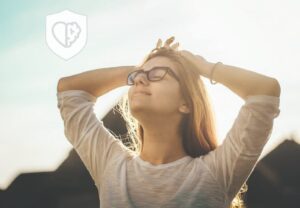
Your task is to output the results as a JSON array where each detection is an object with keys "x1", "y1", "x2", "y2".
[
  {"x1": 152, "y1": 36, "x2": 214, "y2": 78},
  {"x1": 179, "y1": 50, "x2": 214, "y2": 78}
]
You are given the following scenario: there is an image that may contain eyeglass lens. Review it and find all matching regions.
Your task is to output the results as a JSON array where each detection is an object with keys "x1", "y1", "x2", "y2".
[{"x1": 128, "y1": 68, "x2": 167, "y2": 84}]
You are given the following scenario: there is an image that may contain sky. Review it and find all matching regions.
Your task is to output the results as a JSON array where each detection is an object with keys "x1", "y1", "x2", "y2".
[{"x1": 0, "y1": 0, "x2": 299, "y2": 189}]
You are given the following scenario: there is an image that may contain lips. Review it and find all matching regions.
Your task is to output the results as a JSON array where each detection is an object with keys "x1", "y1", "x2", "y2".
[
  {"x1": 132, "y1": 90, "x2": 151, "y2": 96},
  {"x1": 133, "y1": 91, "x2": 151, "y2": 96}
]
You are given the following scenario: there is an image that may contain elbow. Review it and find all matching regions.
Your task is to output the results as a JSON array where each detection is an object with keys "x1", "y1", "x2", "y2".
[
  {"x1": 245, "y1": 78, "x2": 281, "y2": 99},
  {"x1": 57, "y1": 77, "x2": 69, "y2": 92},
  {"x1": 269, "y1": 78, "x2": 281, "y2": 97}
]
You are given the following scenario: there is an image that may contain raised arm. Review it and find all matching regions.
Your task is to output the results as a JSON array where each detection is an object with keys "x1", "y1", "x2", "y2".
[
  {"x1": 180, "y1": 50, "x2": 281, "y2": 205},
  {"x1": 57, "y1": 65, "x2": 136, "y2": 96},
  {"x1": 199, "y1": 61, "x2": 282, "y2": 203},
  {"x1": 180, "y1": 50, "x2": 281, "y2": 99},
  {"x1": 56, "y1": 65, "x2": 136, "y2": 185},
  {"x1": 203, "y1": 62, "x2": 281, "y2": 99}
]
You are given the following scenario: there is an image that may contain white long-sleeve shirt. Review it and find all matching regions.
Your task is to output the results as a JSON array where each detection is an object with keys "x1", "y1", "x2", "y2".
[{"x1": 57, "y1": 90, "x2": 280, "y2": 208}]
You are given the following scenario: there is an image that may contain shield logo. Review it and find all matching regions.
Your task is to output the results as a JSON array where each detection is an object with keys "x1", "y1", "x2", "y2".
[{"x1": 46, "y1": 10, "x2": 87, "y2": 60}]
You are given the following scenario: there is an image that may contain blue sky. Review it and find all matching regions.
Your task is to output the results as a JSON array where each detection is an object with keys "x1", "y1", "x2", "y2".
[{"x1": 0, "y1": 0, "x2": 299, "y2": 189}]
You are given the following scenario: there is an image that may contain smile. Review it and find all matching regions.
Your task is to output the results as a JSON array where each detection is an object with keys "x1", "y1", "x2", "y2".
[{"x1": 133, "y1": 92, "x2": 150, "y2": 96}]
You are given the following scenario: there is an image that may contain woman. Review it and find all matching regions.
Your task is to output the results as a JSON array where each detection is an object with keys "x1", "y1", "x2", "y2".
[{"x1": 57, "y1": 36, "x2": 281, "y2": 208}]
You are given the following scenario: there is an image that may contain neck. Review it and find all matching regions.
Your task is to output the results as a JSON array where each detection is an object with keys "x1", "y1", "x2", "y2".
[{"x1": 139, "y1": 116, "x2": 187, "y2": 165}]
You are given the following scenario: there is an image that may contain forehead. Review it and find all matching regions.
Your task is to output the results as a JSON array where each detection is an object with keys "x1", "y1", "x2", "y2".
[{"x1": 141, "y1": 56, "x2": 178, "y2": 72}]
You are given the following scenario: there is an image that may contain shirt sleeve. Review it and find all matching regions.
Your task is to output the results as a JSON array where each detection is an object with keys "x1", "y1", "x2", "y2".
[
  {"x1": 57, "y1": 89, "x2": 129, "y2": 185},
  {"x1": 200, "y1": 94, "x2": 280, "y2": 204}
]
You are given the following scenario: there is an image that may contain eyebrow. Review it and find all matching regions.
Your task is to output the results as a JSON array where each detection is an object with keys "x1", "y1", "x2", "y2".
[{"x1": 139, "y1": 66, "x2": 172, "y2": 71}]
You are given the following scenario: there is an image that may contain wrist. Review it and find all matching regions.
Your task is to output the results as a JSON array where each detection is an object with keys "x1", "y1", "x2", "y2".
[
  {"x1": 209, "y1": 62, "x2": 223, "y2": 85},
  {"x1": 124, "y1": 66, "x2": 137, "y2": 85},
  {"x1": 201, "y1": 61, "x2": 215, "y2": 78}
]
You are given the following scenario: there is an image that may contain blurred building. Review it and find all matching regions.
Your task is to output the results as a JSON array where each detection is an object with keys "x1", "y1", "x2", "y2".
[{"x1": 246, "y1": 139, "x2": 300, "y2": 207}]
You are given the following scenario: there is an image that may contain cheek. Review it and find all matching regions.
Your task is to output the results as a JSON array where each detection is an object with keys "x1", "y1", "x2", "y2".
[{"x1": 153, "y1": 87, "x2": 181, "y2": 108}]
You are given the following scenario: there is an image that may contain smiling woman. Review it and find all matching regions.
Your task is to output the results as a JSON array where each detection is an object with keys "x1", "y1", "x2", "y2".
[{"x1": 57, "y1": 36, "x2": 280, "y2": 208}]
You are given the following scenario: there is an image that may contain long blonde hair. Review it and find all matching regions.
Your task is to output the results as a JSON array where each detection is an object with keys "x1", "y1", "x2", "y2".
[{"x1": 115, "y1": 37, "x2": 248, "y2": 208}]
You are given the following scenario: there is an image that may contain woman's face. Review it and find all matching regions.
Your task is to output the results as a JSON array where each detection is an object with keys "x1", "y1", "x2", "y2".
[{"x1": 128, "y1": 56, "x2": 189, "y2": 119}]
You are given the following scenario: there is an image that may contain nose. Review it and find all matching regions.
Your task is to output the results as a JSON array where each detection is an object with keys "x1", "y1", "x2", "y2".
[{"x1": 133, "y1": 72, "x2": 149, "y2": 86}]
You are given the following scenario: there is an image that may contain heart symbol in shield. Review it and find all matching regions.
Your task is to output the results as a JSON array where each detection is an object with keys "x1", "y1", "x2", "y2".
[{"x1": 52, "y1": 21, "x2": 81, "y2": 48}]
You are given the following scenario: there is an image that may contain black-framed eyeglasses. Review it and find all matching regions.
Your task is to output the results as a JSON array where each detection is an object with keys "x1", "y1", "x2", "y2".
[{"x1": 127, "y1": 66, "x2": 180, "y2": 86}]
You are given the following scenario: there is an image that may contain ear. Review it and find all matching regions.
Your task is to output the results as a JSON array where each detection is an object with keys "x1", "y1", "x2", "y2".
[{"x1": 179, "y1": 104, "x2": 190, "y2": 114}]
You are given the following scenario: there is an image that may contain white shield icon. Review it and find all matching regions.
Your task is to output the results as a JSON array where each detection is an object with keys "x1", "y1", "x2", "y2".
[{"x1": 46, "y1": 10, "x2": 87, "y2": 60}]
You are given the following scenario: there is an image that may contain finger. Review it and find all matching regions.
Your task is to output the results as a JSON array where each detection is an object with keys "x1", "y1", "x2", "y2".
[
  {"x1": 170, "y1": 42, "x2": 179, "y2": 50},
  {"x1": 156, "y1": 38, "x2": 162, "y2": 48},
  {"x1": 163, "y1": 36, "x2": 175, "y2": 47}
]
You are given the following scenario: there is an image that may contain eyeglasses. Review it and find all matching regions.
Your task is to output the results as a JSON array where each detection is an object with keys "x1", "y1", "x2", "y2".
[{"x1": 127, "y1": 66, "x2": 180, "y2": 85}]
